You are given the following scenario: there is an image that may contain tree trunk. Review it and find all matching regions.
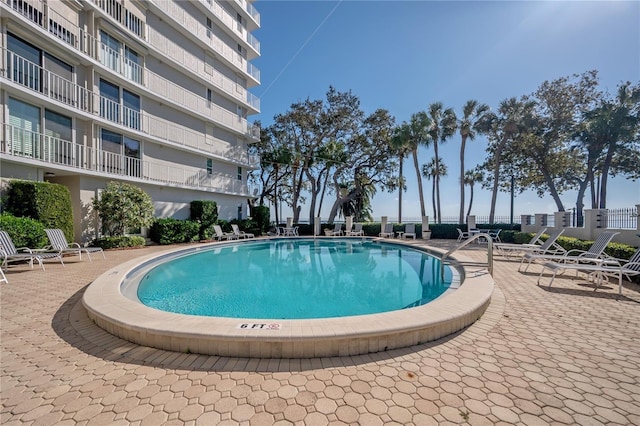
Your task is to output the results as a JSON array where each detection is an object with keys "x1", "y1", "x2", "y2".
[
  {"x1": 412, "y1": 149, "x2": 426, "y2": 217},
  {"x1": 434, "y1": 142, "x2": 441, "y2": 224},
  {"x1": 466, "y1": 183, "x2": 474, "y2": 219},
  {"x1": 599, "y1": 143, "x2": 616, "y2": 208},
  {"x1": 489, "y1": 136, "x2": 506, "y2": 224},
  {"x1": 398, "y1": 156, "x2": 403, "y2": 223},
  {"x1": 459, "y1": 135, "x2": 467, "y2": 224},
  {"x1": 274, "y1": 167, "x2": 279, "y2": 225},
  {"x1": 431, "y1": 176, "x2": 436, "y2": 221}
]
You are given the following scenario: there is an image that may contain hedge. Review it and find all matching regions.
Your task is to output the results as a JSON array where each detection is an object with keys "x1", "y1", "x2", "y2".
[
  {"x1": 0, "y1": 213, "x2": 48, "y2": 248},
  {"x1": 5, "y1": 180, "x2": 74, "y2": 241},
  {"x1": 91, "y1": 235, "x2": 146, "y2": 249},
  {"x1": 250, "y1": 205, "x2": 270, "y2": 235},
  {"x1": 149, "y1": 219, "x2": 200, "y2": 245},
  {"x1": 190, "y1": 200, "x2": 218, "y2": 240}
]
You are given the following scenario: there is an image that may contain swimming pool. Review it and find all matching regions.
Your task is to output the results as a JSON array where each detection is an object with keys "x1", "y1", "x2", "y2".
[
  {"x1": 135, "y1": 239, "x2": 453, "y2": 319},
  {"x1": 83, "y1": 238, "x2": 495, "y2": 358}
]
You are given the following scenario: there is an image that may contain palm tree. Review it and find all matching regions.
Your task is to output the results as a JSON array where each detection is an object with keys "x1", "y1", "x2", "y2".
[
  {"x1": 392, "y1": 112, "x2": 432, "y2": 218},
  {"x1": 458, "y1": 100, "x2": 490, "y2": 224},
  {"x1": 390, "y1": 126, "x2": 414, "y2": 223},
  {"x1": 480, "y1": 97, "x2": 536, "y2": 223},
  {"x1": 427, "y1": 102, "x2": 457, "y2": 223},
  {"x1": 422, "y1": 158, "x2": 448, "y2": 221},
  {"x1": 464, "y1": 168, "x2": 484, "y2": 219}
]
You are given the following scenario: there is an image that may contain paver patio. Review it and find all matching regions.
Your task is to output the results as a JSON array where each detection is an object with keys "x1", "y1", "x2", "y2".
[{"x1": 1, "y1": 239, "x2": 639, "y2": 425}]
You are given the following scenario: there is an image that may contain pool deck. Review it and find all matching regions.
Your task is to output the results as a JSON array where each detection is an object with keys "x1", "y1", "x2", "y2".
[{"x1": 2, "y1": 238, "x2": 639, "y2": 425}]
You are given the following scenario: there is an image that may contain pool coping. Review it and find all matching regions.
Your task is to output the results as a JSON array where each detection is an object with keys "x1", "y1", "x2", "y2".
[{"x1": 83, "y1": 238, "x2": 495, "y2": 358}]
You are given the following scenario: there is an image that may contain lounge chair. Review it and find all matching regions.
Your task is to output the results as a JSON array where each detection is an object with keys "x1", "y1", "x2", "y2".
[
  {"x1": 456, "y1": 228, "x2": 470, "y2": 242},
  {"x1": 45, "y1": 229, "x2": 104, "y2": 262},
  {"x1": 519, "y1": 230, "x2": 618, "y2": 272},
  {"x1": 346, "y1": 223, "x2": 364, "y2": 236},
  {"x1": 231, "y1": 224, "x2": 255, "y2": 239},
  {"x1": 213, "y1": 225, "x2": 237, "y2": 240},
  {"x1": 403, "y1": 223, "x2": 416, "y2": 239},
  {"x1": 0, "y1": 261, "x2": 7, "y2": 283},
  {"x1": 494, "y1": 228, "x2": 547, "y2": 258},
  {"x1": 379, "y1": 223, "x2": 394, "y2": 238},
  {"x1": 537, "y1": 248, "x2": 640, "y2": 296},
  {"x1": 487, "y1": 229, "x2": 501, "y2": 242},
  {"x1": 0, "y1": 230, "x2": 63, "y2": 270},
  {"x1": 330, "y1": 223, "x2": 343, "y2": 236}
]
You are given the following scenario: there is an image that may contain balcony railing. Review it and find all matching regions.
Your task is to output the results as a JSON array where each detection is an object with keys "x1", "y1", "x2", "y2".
[
  {"x1": 91, "y1": 0, "x2": 145, "y2": 38},
  {"x1": 2, "y1": 50, "x2": 259, "y2": 165},
  {"x1": 1, "y1": 124, "x2": 254, "y2": 195},
  {"x1": 1, "y1": 0, "x2": 261, "y2": 116},
  {"x1": 196, "y1": 0, "x2": 260, "y2": 56}
]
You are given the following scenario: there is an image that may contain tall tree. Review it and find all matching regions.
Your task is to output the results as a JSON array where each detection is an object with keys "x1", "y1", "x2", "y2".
[
  {"x1": 457, "y1": 100, "x2": 490, "y2": 224},
  {"x1": 327, "y1": 109, "x2": 399, "y2": 222},
  {"x1": 427, "y1": 102, "x2": 457, "y2": 223},
  {"x1": 392, "y1": 112, "x2": 432, "y2": 218},
  {"x1": 422, "y1": 157, "x2": 448, "y2": 221},
  {"x1": 464, "y1": 168, "x2": 484, "y2": 219},
  {"x1": 389, "y1": 127, "x2": 414, "y2": 222},
  {"x1": 480, "y1": 97, "x2": 536, "y2": 223}
]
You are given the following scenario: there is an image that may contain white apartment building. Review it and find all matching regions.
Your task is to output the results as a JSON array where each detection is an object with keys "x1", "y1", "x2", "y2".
[{"x1": 0, "y1": 0, "x2": 261, "y2": 242}]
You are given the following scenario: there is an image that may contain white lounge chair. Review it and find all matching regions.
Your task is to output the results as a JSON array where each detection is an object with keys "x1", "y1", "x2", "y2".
[
  {"x1": 330, "y1": 223, "x2": 343, "y2": 236},
  {"x1": 346, "y1": 223, "x2": 364, "y2": 236},
  {"x1": 538, "y1": 248, "x2": 640, "y2": 296},
  {"x1": 213, "y1": 225, "x2": 237, "y2": 240},
  {"x1": 231, "y1": 224, "x2": 255, "y2": 239},
  {"x1": 494, "y1": 228, "x2": 547, "y2": 258},
  {"x1": 403, "y1": 223, "x2": 416, "y2": 239},
  {"x1": 0, "y1": 230, "x2": 63, "y2": 270},
  {"x1": 519, "y1": 231, "x2": 618, "y2": 272},
  {"x1": 456, "y1": 228, "x2": 470, "y2": 242},
  {"x1": 45, "y1": 229, "x2": 104, "y2": 262},
  {"x1": 379, "y1": 223, "x2": 394, "y2": 238}
]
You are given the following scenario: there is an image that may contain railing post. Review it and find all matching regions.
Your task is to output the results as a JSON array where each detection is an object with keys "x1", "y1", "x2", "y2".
[
  {"x1": 636, "y1": 204, "x2": 640, "y2": 232},
  {"x1": 534, "y1": 214, "x2": 547, "y2": 227}
]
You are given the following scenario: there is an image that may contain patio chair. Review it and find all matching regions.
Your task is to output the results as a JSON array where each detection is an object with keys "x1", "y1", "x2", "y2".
[
  {"x1": 487, "y1": 229, "x2": 501, "y2": 243},
  {"x1": 45, "y1": 229, "x2": 104, "y2": 262},
  {"x1": 346, "y1": 223, "x2": 364, "y2": 236},
  {"x1": 456, "y1": 228, "x2": 470, "y2": 242},
  {"x1": 519, "y1": 230, "x2": 618, "y2": 273},
  {"x1": 537, "y1": 248, "x2": 640, "y2": 296},
  {"x1": 231, "y1": 224, "x2": 255, "y2": 239},
  {"x1": 330, "y1": 223, "x2": 343, "y2": 236},
  {"x1": 213, "y1": 225, "x2": 237, "y2": 241},
  {"x1": 379, "y1": 223, "x2": 394, "y2": 238},
  {"x1": 0, "y1": 230, "x2": 63, "y2": 271},
  {"x1": 403, "y1": 223, "x2": 416, "y2": 239},
  {"x1": 494, "y1": 228, "x2": 547, "y2": 258}
]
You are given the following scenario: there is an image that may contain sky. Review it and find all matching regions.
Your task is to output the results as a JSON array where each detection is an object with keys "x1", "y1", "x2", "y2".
[{"x1": 250, "y1": 0, "x2": 640, "y2": 222}]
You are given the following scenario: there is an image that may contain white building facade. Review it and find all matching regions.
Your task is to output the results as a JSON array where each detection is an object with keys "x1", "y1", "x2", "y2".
[{"x1": 0, "y1": 0, "x2": 261, "y2": 242}]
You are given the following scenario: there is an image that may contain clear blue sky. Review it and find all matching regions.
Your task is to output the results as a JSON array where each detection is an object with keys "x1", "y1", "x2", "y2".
[{"x1": 251, "y1": 0, "x2": 640, "y2": 221}]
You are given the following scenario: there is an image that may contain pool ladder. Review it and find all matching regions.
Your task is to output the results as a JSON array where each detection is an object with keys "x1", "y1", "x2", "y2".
[{"x1": 441, "y1": 233, "x2": 494, "y2": 276}]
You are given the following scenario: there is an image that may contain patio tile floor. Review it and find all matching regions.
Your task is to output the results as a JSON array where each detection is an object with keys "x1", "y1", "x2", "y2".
[{"x1": 1, "y1": 239, "x2": 639, "y2": 425}]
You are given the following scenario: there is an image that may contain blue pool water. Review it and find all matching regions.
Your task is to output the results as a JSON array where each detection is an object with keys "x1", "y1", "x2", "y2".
[{"x1": 136, "y1": 239, "x2": 454, "y2": 319}]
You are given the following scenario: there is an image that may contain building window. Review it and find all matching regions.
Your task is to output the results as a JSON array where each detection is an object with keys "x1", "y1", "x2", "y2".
[
  {"x1": 206, "y1": 17, "x2": 213, "y2": 37},
  {"x1": 8, "y1": 97, "x2": 41, "y2": 157},
  {"x1": 44, "y1": 109, "x2": 73, "y2": 165},
  {"x1": 206, "y1": 89, "x2": 213, "y2": 107},
  {"x1": 206, "y1": 158, "x2": 213, "y2": 175},
  {"x1": 237, "y1": 205, "x2": 243, "y2": 220},
  {"x1": 100, "y1": 79, "x2": 140, "y2": 130},
  {"x1": 99, "y1": 30, "x2": 141, "y2": 83},
  {"x1": 237, "y1": 166, "x2": 242, "y2": 181},
  {"x1": 100, "y1": 128, "x2": 140, "y2": 177},
  {"x1": 7, "y1": 33, "x2": 42, "y2": 91}
]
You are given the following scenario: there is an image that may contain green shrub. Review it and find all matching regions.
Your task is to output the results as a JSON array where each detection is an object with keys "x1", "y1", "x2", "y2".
[
  {"x1": 149, "y1": 218, "x2": 200, "y2": 245},
  {"x1": 0, "y1": 213, "x2": 48, "y2": 248},
  {"x1": 250, "y1": 205, "x2": 270, "y2": 235},
  {"x1": 5, "y1": 180, "x2": 74, "y2": 241},
  {"x1": 93, "y1": 182, "x2": 154, "y2": 236},
  {"x1": 92, "y1": 235, "x2": 146, "y2": 249},
  {"x1": 190, "y1": 200, "x2": 218, "y2": 240}
]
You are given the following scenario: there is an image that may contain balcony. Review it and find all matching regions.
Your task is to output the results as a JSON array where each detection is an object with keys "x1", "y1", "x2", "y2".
[
  {"x1": 147, "y1": 0, "x2": 261, "y2": 81},
  {"x1": 89, "y1": 0, "x2": 145, "y2": 39},
  {"x1": 2, "y1": 49, "x2": 259, "y2": 166},
  {"x1": 1, "y1": 124, "x2": 255, "y2": 196},
  {"x1": 1, "y1": 0, "x2": 260, "y2": 114},
  {"x1": 196, "y1": 0, "x2": 260, "y2": 58}
]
